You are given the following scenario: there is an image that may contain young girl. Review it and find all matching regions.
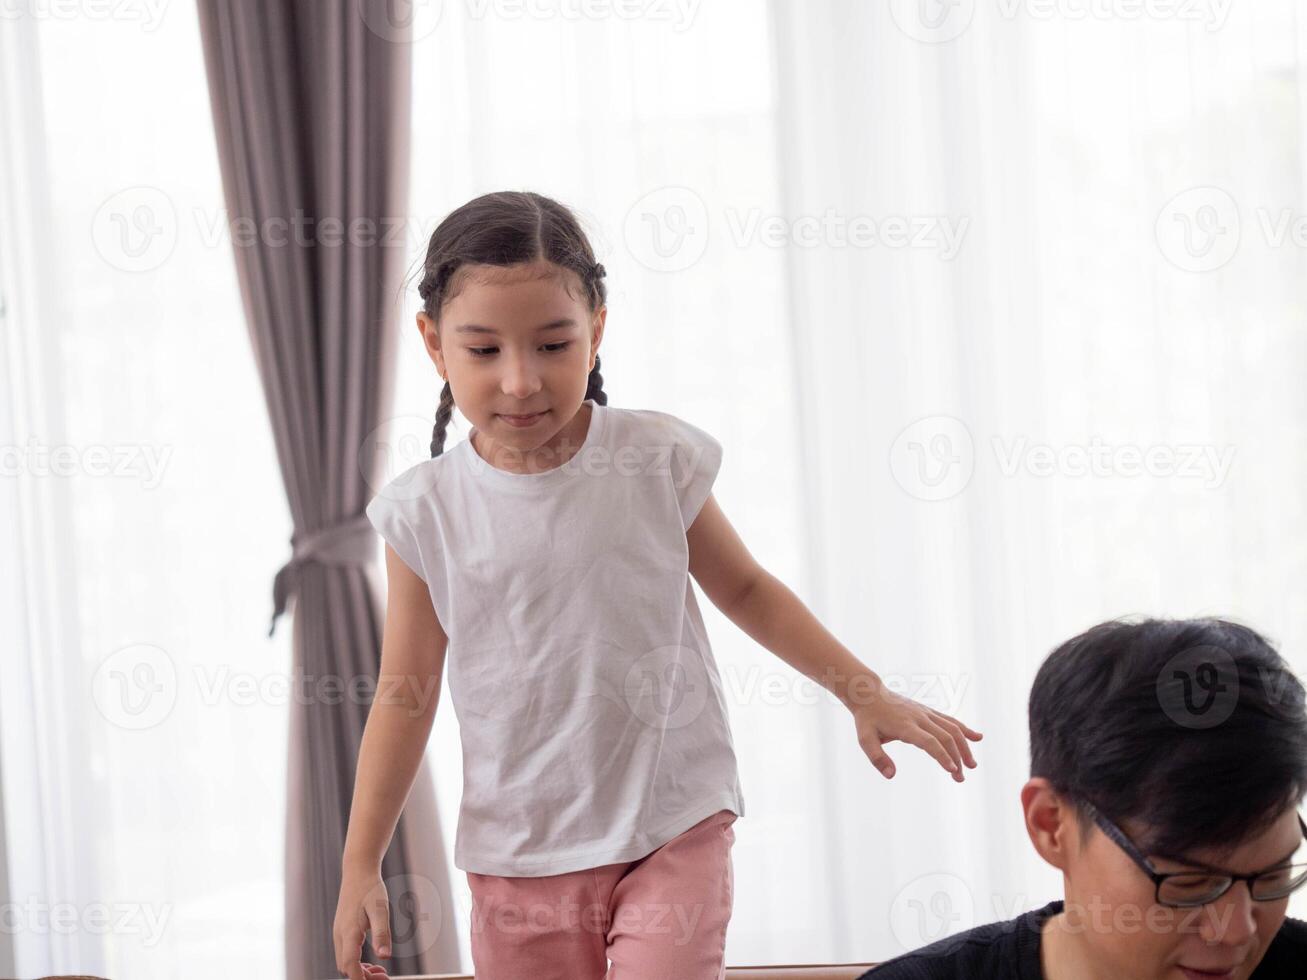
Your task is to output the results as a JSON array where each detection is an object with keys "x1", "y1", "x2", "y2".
[{"x1": 334, "y1": 191, "x2": 983, "y2": 980}]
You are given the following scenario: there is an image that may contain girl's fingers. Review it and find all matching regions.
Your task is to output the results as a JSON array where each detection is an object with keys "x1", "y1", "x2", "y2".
[
  {"x1": 860, "y1": 732, "x2": 897, "y2": 779},
  {"x1": 932, "y1": 713, "x2": 977, "y2": 768},
  {"x1": 933, "y1": 710, "x2": 984, "y2": 746},
  {"x1": 907, "y1": 724, "x2": 959, "y2": 777},
  {"x1": 921, "y1": 719, "x2": 965, "y2": 780}
]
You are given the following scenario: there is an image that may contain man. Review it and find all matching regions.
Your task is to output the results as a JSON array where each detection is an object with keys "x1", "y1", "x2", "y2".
[{"x1": 862, "y1": 617, "x2": 1307, "y2": 979}]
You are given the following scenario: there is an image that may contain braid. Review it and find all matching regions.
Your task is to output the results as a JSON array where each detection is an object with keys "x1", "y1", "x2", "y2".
[
  {"x1": 430, "y1": 381, "x2": 456, "y2": 457},
  {"x1": 586, "y1": 354, "x2": 608, "y2": 406}
]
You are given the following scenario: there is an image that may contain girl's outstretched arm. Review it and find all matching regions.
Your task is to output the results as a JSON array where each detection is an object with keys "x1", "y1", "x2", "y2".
[
  {"x1": 334, "y1": 544, "x2": 447, "y2": 979},
  {"x1": 686, "y1": 493, "x2": 983, "y2": 783}
]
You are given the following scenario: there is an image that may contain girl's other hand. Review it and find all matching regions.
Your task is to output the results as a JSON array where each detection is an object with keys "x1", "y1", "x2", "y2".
[
  {"x1": 851, "y1": 685, "x2": 982, "y2": 782},
  {"x1": 334, "y1": 867, "x2": 392, "y2": 980}
]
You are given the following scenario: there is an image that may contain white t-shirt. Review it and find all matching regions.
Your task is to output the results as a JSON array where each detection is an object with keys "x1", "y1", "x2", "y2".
[{"x1": 365, "y1": 398, "x2": 746, "y2": 876}]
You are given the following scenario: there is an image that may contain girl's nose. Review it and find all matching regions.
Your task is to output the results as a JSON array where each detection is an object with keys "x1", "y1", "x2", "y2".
[{"x1": 500, "y1": 357, "x2": 542, "y2": 398}]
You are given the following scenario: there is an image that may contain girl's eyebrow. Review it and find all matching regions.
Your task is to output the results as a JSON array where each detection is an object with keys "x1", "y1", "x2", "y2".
[{"x1": 455, "y1": 319, "x2": 577, "y2": 335}]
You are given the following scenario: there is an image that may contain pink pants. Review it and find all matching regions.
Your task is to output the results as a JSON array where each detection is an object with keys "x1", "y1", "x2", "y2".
[{"x1": 465, "y1": 808, "x2": 737, "y2": 980}]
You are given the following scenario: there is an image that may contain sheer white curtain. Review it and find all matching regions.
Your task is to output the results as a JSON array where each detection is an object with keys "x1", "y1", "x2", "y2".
[
  {"x1": 2, "y1": 7, "x2": 289, "y2": 977},
  {"x1": 768, "y1": 0, "x2": 1307, "y2": 963}
]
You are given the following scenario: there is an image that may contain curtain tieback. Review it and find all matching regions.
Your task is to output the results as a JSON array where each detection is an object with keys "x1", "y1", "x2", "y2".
[{"x1": 268, "y1": 513, "x2": 376, "y2": 637}]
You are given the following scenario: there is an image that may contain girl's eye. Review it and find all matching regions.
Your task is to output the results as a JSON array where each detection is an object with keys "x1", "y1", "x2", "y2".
[{"x1": 468, "y1": 343, "x2": 571, "y2": 358}]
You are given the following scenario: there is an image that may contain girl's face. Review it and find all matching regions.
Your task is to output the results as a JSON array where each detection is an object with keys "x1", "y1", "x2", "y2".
[{"x1": 418, "y1": 260, "x2": 605, "y2": 471}]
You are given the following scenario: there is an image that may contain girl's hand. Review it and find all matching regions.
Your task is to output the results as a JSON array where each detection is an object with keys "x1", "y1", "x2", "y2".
[
  {"x1": 334, "y1": 867, "x2": 392, "y2": 980},
  {"x1": 851, "y1": 685, "x2": 982, "y2": 782}
]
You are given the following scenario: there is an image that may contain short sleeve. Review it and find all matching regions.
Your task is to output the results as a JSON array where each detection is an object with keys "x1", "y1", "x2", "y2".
[
  {"x1": 365, "y1": 492, "x2": 427, "y2": 582},
  {"x1": 664, "y1": 414, "x2": 723, "y2": 531}
]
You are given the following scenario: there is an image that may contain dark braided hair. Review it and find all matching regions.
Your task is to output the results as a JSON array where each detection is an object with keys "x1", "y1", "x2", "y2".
[{"x1": 414, "y1": 191, "x2": 609, "y2": 457}]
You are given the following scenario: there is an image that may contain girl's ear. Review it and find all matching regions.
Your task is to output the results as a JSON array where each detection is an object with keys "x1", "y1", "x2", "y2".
[
  {"x1": 590, "y1": 306, "x2": 606, "y2": 367},
  {"x1": 416, "y1": 312, "x2": 446, "y2": 378}
]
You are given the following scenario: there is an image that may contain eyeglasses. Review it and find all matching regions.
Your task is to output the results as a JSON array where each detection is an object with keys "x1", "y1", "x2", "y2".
[{"x1": 1079, "y1": 799, "x2": 1307, "y2": 909}]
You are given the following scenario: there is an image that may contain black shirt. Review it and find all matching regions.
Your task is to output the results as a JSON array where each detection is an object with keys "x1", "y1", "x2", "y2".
[{"x1": 857, "y1": 900, "x2": 1307, "y2": 979}]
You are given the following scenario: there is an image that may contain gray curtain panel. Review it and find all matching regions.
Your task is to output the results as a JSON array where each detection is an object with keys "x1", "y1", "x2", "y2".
[{"x1": 194, "y1": 3, "x2": 460, "y2": 977}]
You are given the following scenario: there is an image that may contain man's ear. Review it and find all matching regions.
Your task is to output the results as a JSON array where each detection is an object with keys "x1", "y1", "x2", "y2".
[
  {"x1": 1022, "y1": 777, "x2": 1080, "y2": 873},
  {"x1": 416, "y1": 312, "x2": 446, "y2": 380}
]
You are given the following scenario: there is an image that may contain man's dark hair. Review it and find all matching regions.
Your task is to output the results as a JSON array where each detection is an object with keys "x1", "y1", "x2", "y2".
[{"x1": 1029, "y1": 616, "x2": 1307, "y2": 857}]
